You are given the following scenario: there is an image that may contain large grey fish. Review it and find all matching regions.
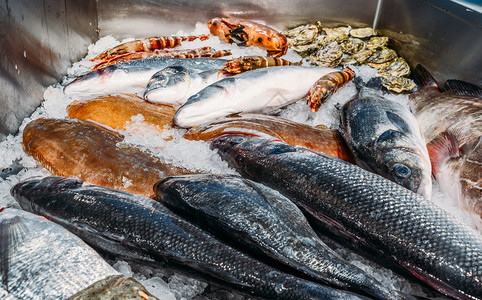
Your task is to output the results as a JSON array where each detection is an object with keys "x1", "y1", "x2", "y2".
[
  {"x1": 340, "y1": 96, "x2": 432, "y2": 199},
  {"x1": 11, "y1": 176, "x2": 369, "y2": 300},
  {"x1": 210, "y1": 135, "x2": 482, "y2": 300},
  {"x1": 410, "y1": 65, "x2": 482, "y2": 230},
  {"x1": 63, "y1": 57, "x2": 226, "y2": 99},
  {"x1": 172, "y1": 66, "x2": 337, "y2": 128},
  {"x1": 0, "y1": 207, "x2": 157, "y2": 300},
  {"x1": 143, "y1": 65, "x2": 227, "y2": 106},
  {"x1": 155, "y1": 174, "x2": 411, "y2": 300}
]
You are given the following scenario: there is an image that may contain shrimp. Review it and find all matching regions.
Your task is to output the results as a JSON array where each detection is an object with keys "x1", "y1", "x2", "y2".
[{"x1": 220, "y1": 56, "x2": 301, "y2": 75}]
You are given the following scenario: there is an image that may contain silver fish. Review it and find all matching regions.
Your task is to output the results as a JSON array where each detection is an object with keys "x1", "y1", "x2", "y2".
[
  {"x1": 156, "y1": 174, "x2": 410, "y2": 300},
  {"x1": 172, "y1": 66, "x2": 336, "y2": 128},
  {"x1": 210, "y1": 136, "x2": 482, "y2": 300},
  {"x1": 143, "y1": 65, "x2": 226, "y2": 106},
  {"x1": 340, "y1": 96, "x2": 432, "y2": 198},
  {"x1": 0, "y1": 208, "x2": 118, "y2": 299},
  {"x1": 63, "y1": 57, "x2": 226, "y2": 99}
]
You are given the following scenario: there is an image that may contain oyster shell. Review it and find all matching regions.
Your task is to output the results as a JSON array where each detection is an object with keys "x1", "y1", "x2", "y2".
[
  {"x1": 350, "y1": 27, "x2": 377, "y2": 38},
  {"x1": 310, "y1": 42, "x2": 343, "y2": 67},
  {"x1": 323, "y1": 25, "x2": 352, "y2": 37},
  {"x1": 341, "y1": 49, "x2": 375, "y2": 65},
  {"x1": 366, "y1": 60, "x2": 394, "y2": 69},
  {"x1": 339, "y1": 38, "x2": 365, "y2": 54},
  {"x1": 291, "y1": 43, "x2": 320, "y2": 57},
  {"x1": 366, "y1": 47, "x2": 397, "y2": 64},
  {"x1": 285, "y1": 23, "x2": 321, "y2": 46},
  {"x1": 377, "y1": 57, "x2": 411, "y2": 77},
  {"x1": 381, "y1": 75, "x2": 416, "y2": 93},
  {"x1": 319, "y1": 34, "x2": 349, "y2": 45},
  {"x1": 366, "y1": 36, "x2": 389, "y2": 49}
]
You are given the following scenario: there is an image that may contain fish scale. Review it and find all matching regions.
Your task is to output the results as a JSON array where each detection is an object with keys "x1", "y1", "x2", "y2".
[{"x1": 210, "y1": 136, "x2": 482, "y2": 300}]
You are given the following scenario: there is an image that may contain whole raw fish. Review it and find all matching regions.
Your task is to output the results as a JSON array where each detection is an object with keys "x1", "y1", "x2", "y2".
[
  {"x1": 340, "y1": 97, "x2": 432, "y2": 198},
  {"x1": 184, "y1": 113, "x2": 354, "y2": 162},
  {"x1": 144, "y1": 65, "x2": 226, "y2": 106},
  {"x1": 0, "y1": 208, "x2": 156, "y2": 300},
  {"x1": 67, "y1": 94, "x2": 176, "y2": 131},
  {"x1": 22, "y1": 118, "x2": 190, "y2": 198},
  {"x1": 11, "y1": 176, "x2": 369, "y2": 300},
  {"x1": 63, "y1": 57, "x2": 227, "y2": 99},
  {"x1": 410, "y1": 65, "x2": 482, "y2": 229},
  {"x1": 156, "y1": 174, "x2": 409, "y2": 300},
  {"x1": 211, "y1": 135, "x2": 482, "y2": 300},
  {"x1": 172, "y1": 66, "x2": 337, "y2": 128}
]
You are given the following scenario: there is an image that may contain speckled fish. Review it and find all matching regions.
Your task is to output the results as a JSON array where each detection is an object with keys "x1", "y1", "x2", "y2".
[
  {"x1": 63, "y1": 57, "x2": 227, "y2": 99},
  {"x1": 156, "y1": 174, "x2": 409, "y2": 300},
  {"x1": 67, "y1": 94, "x2": 176, "y2": 131},
  {"x1": 184, "y1": 113, "x2": 354, "y2": 162},
  {"x1": 340, "y1": 96, "x2": 432, "y2": 198},
  {"x1": 22, "y1": 118, "x2": 190, "y2": 198},
  {"x1": 11, "y1": 176, "x2": 369, "y2": 300},
  {"x1": 143, "y1": 65, "x2": 227, "y2": 106},
  {"x1": 410, "y1": 65, "x2": 482, "y2": 229},
  {"x1": 0, "y1": 208, "x2": 157, "y2": 300},
  {"x1": 173, "y1": 66, "x2": 337, "y2": 128},
  {"x1": 211, "y1": 136, "x2": 482, "y2": 300}
]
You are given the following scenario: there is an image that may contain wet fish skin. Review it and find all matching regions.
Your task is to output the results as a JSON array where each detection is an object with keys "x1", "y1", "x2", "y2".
[
  {"x1": 210, "y1": 135, "x2": 482, "y2": 300},
  {"x1": 184, "y1": 113, "x2": 354, "y2": 162},
  {"x1": 156, "y1": 174, "x2": 408, "y2": 300},
  {"x1": 144, "y1": 65, "x2": 226, "y2": 106},
  {"x1": 172, "y1": 66, "x2": 336, "y2": 128},
  {"x1": 11, "y1": 176, "x2": 369, "y2": 300},
  {"x1": 63, "y1": 57, "x2": 227, "y2": 99},
  {"x1": 0, "y1": 208, "x2": 119, "y2": 299},
  {"x1": 340, "y1": 97, "x2": 432, "y2": 198}
]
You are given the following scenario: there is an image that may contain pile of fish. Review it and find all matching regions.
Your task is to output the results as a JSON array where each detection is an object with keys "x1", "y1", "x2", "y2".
[{"x1": 1, "y1": 16, "x2": 481, "y2": 300}]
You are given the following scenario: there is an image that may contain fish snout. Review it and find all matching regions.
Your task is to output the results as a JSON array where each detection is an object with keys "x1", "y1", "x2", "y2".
[{"x1": 210, "y1": 135, "x2": 249, "y2": 154}]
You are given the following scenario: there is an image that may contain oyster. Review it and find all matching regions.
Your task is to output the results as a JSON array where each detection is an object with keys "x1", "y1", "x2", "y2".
[
  {"x1": 350, "y1": 27, "x2": 377, "y2": 38},
  {"x1": 339, "y1": 38, "x2": 365, "y2": 54},
  {"x1": 319, "y1": 34, "x2": 349, "y2": 45},
  {"x1": 366, "y1": 60, "x2": 394, "y2": 69},
  {"x1": 367, "y1": 36, "x2": 389, "y2": 49},
  {"x1": 285, "y1": 23, "x2": 321, "y2": 46},
  {"x1": 341, "y1": 49, "x2": 374, "y2": 65},
  {"x1": 381, "y1": 75, "x2": 416, "y2": 93},
  {"x1": 291, "y1": 43, "x2": 320, "y2": 57},
  {"x1": 366, "y1": 47, "x2": 397, "y2": 64},
  {"x1": 323, "y1": 25, "x2": 352, "y2": 37},
  {"x1": 377, "y1": 57, "x2": 411, "y2": 77},
  {"x1": 310, "y1": 42, "x2": 343, "y2": 67}
]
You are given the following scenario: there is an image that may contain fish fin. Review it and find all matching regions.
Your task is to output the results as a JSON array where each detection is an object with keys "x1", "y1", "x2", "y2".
[
  {"x1": 0, "y1": 215, "x2": 28, "y2": 292},
  {"x1": 426, "y1": 132, "x2": 459, "y2": 175},
  {"x1": 443, "y1": 80, "x2": 482, "y2": 98},
  {"x1": 411, "y1": 65, "x2": 439, "y2": 89}
]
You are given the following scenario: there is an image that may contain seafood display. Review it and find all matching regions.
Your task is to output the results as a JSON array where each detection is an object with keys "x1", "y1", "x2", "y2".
[
  {"x1": 208, "y1": 17, "x2": 288, "y2": 57},
  {"x1": 0, "y1": 208, "x2": 156, "y2": 300},
  {"x1": 184, "y1": 113, "x2": 354, "y2": 162},
  {"x1": 156, "y1": 174, "x2": 406, "y2": 300},
  {"x1": 12, "y1": 176, "x2": 369, "y2": 300},
  {"x1": 67, "y1": 94, "x2": 176, "y2": 131},
  {"x1": 22, "y1": 118, "x2": 190, "y2": 198},
  {"x1": 173, "y1": 66, "x2": 337, "y2": 128},
  {"x1": 410, "y1": 65, "x2": 482, "y2": 229},
  {"x1": 211, "y1": 135, "x2": 482, "y2": 300},
  {"x1": 340, "y1": 96, "x2": 432, "y2": 198}
]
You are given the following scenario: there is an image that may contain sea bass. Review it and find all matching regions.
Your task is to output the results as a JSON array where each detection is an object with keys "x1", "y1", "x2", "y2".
[
  {"x1": 63, "y1": 57, "x2": 227, "y2": 99},
  {"x1": 210, "y1": 136, "x2": 482, "y2": 300},
  {"x1": 0, "y1": 208, "x2": 157, "y2": 300},
  {"x1": 11, "y1": 176, "x2": 368, "y2": 300},
  {"x1": 184, "y1": 113, "x2": 354, "y2": 162},
  {"x1": 67, "y1": 94, "x2": 176, "y2": 131},
  {"x1": 172, "y1": 66, "x2": 336, "y2": 128},
  {"x1": 410, "y1": 65, "x2": 482, "y2": 229},
  {"x1": 144, "y1": 65, "x2": 227, "y2": 106},
  {"x1": 340, "y1": 97, "x2": 432, "y2": 198},
  {"x1": 23, "y1": 118, "x2": 190, "y2": 198},
  {"x1": 155, "y1": 174, "x2": 408, "y2": 300}
]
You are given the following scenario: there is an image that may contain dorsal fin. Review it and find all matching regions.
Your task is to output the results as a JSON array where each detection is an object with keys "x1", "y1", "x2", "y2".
[
  {"x1": 443, "y1": 80, "x2": 482, "y2": 98},
  {"x1": 412, "y1": 65, "x2": 439, "y2": 89}
]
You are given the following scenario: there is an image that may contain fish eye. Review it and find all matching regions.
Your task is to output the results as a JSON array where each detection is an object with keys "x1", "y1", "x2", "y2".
[{"x1": 393, "y1": 164, "x2": 411, "y2": 178}]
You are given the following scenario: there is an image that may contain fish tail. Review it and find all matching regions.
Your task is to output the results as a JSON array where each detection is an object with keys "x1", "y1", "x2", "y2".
[{"x1": 412, "y1": 65, "x2": 439, "y2": 89}]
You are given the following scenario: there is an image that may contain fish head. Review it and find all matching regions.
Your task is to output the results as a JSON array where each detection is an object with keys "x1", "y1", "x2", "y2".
[
  {"x1": 11, "y1": 176, "x2": 84, "y2": 214},
  {"x1": 144, "y1": 66, "x2": 192, "y2": 105},
  {"x1": 373, "y1": 130, "x2": 433, "y2": 199},
  {"x1": 63, "y1": 66, "x2": 120, "y2": 98}
]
